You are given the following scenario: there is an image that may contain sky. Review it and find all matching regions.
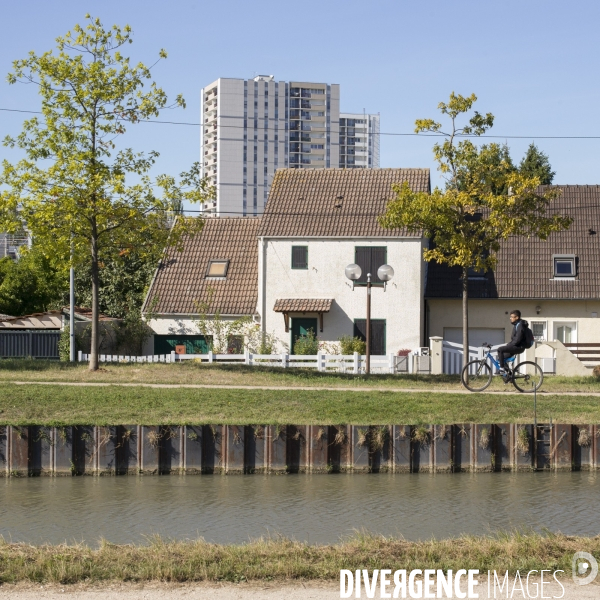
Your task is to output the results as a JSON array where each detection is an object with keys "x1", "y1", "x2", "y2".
[{"x1": 1, "y1": 0, "x2": 599, "y2": 199}]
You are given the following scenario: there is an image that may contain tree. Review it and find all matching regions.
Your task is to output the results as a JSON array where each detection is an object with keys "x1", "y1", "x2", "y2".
[
  {"x1": 519, "y1": 143, "x2": 555, "y2": 184},
  {"x1": 0, "y1": 247, "x2": 67, "y2": 316},
  {"x1": 74, "y1": 245, "x2": 160, "y2": 318},
  {"x1": 0, "y1": 16, "x2": 211, "y2": 370},
  {"x1": 379, "y1": 93, "x2": 572, "y2": 360}
]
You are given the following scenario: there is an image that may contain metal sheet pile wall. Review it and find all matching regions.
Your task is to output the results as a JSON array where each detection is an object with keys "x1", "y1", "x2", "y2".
[{"x1": 0, "y1": 424, "x2": 597, "y2": 475}]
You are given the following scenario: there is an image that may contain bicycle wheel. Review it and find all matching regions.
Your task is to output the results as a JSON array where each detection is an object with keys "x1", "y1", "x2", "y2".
[
  {"x1": 461, "y1": 360, "x2": 492, "y2": 392},
  {"x1": 511, "y1": 361, "x2": 544, "y2": 393}
]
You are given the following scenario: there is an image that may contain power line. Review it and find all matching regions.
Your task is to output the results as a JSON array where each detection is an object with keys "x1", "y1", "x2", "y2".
[{"x1": 2, "y1": 107, "x2": 600, "y2": 139}]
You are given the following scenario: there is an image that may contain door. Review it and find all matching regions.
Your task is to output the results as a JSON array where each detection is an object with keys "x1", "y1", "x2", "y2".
[
  {"x1": 554, "y1": 322, "x2": 577, "y2": 344},
  {"x1": 291, "y1": 318, "x2": 318, "y2": 352},
  {"x1": 354, "y1": 319, "x2": 386, "y2": 355}
]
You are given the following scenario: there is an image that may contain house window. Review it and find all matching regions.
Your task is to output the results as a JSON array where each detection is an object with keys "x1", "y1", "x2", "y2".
[
  {"x1": 531, "y1": 321, "x2": 546, "y2": 341},
  {"x1": 291, "y1": 246, "x2": 308, "y2": 269},
  {"x1": 206, "y1": 260, "x2": 229, "y2": 278},
  {"x1": 354, "y1": 246, "x2": 387, "y2": 285},
  {"x1": 553, "y1": 254, "x2": 576, "y2": 278}
]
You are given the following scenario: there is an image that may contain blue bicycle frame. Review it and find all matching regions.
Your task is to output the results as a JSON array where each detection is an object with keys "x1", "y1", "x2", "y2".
[{"x1": 481, "y1": 345, "x2": 515, "y2": 373}]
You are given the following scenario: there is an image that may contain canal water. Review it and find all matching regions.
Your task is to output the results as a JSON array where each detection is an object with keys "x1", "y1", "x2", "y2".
[{"x1": 1, "y1": 472, "x2": 599, "y2": 546}]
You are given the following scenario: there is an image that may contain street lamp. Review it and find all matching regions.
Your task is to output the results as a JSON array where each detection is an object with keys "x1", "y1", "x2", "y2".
[{"x1": 345, "y1": 263, "x2": 394, "y2": 374}]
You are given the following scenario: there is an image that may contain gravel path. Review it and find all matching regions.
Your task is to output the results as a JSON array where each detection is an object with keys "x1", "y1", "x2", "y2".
[
  {"x1": 2, "y1": 579, "x2": 600, "y2": 599},
  {"x1": 10, "y1": 380, "x2": 600, "y2": 396}
]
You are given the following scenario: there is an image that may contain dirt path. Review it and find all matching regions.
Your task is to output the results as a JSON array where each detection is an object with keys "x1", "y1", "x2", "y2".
[
  {"x1": 10, "y1": 380, "x2": 600, "y2": 396},
  {"x1": 2, "y1": 580, "x2": 599, "y2": 599}
]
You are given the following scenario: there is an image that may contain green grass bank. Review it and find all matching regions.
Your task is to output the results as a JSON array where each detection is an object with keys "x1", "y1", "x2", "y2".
[
  {"x1": 1, "y1": 382, "x2": 600, "y2": 425},
  {"x1": 2, "y1": 359, "x2": 600, "y2": 393},
  {"x1": 0, "y1": 532, "x2": 596, "y2": 584}
]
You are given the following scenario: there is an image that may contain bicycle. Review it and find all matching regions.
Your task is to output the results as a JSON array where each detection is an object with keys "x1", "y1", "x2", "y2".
[{"x1": 461, "y1": 343, "x2": 543, "y2": 393}]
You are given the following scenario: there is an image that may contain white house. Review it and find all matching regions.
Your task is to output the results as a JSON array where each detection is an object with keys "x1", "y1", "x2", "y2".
[{"x1": 257, "y1": 168, "x2": 430, "y2": 354}]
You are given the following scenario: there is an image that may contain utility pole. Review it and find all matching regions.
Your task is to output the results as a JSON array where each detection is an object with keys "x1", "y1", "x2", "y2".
[
  {"x1": 70, "y1": 236, "x2": 75, "y2": 362},
  {"x1": 366, "y1": 272, "x2": 372, "y2": 375}
]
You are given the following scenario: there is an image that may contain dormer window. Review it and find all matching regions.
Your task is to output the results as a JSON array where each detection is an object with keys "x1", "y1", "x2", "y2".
[
  {"x1": 553, "y1": 254, "x2": 576, "y2": 278},
  {"x1": 206, "y1": 260, "x2": 229, "y2": 278}
]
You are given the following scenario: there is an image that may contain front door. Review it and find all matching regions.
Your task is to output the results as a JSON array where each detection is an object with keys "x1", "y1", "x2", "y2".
[{"x1": 291, "y1": 318, "x2": 318, "y2": 353}]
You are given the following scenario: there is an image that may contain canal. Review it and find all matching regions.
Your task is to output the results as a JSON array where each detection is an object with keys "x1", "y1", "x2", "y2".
[{"x1": 1, "y1": 472, "x2": 599, "y2": 546}]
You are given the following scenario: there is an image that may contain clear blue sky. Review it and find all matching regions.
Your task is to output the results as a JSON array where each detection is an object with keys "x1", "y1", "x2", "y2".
[{"x1": 1, "y1": 0, "x2": 599, "y2": 194}]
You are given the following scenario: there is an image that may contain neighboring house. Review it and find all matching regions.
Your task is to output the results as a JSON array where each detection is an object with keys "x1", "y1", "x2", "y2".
[
  {"x1": 0, "y1": 307, "x2": 118, "y2": 359},
  {"x1": 143, "y1": 217, "x2": 261, "y2": 354},
  {"x1": 426, "y1": 185, "x2": 600, "y2": 367},
  {"x1": 0, "y1": 306, "x2": 116, "y2": 330}
]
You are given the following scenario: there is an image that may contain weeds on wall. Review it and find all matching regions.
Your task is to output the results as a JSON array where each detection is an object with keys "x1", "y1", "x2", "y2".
[{"x1": 516, "y1": 427, "x2": 530, "y2": 454}]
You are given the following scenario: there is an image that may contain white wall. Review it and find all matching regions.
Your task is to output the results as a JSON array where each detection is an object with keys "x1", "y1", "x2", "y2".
[
  {"x1": 428, "y1": 298, "x2": 600, "y2": 344},
  {"x1": 260, "y1": 238, "x2": 425, "y2": 353}
]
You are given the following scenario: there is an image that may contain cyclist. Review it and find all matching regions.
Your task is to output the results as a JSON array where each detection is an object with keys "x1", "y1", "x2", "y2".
[{"x1": 497, "y1": 310, "x2": 529, "y2": 380}]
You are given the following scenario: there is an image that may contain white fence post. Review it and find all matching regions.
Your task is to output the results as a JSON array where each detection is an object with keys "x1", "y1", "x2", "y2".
[
  {"x1": 77, "y1": 350, "x2": 82, "y2": 362},
  {"x1": 208, "y1": 351, "x2": 214, "y2": 363},
  {"x1": 353, "y1": 352, "x2": 359, "y2": 374},
  {"x1": 170, "y1": 351, "x2": 176, "y2": 363},
  {"x1": 429, "y1": 336, "x2": 443, "y2": 375},
  {"x1": 317, "y1": 351, "x2": 323, "y2": 372},
  {"x1": 408, "y1": 354, "x2": 414, "y2": 374},
  {"x1": 388, "y1": 353, "x2": 395, "y2": 374},
  {"x1": 281, "y1": 353, "x2": 288, "y2": 368},
  {"x1": 245, "y1": 349, "x2": 250, "y2": 366}
]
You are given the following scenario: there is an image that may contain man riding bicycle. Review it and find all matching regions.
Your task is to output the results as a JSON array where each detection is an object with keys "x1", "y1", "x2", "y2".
[{"x1": 497, "y1": 310, "x2": 528, "y2": 379}]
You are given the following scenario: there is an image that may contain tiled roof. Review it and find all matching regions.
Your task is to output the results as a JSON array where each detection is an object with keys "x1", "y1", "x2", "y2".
[
  {"x1": 273, "y1": 299, "x2": 333, "y2": 313},
  {"x1": 426, "y1": 185, "x2": 600, "y2": 300},
  {"x1": 144, "y1": 217, "x2": 260, "y2": 315},
  {"x1": 259, "y1": 168, "x2": 430, "y2": 238},
  {"x1": 0, "y1": 314, "x2": 14, "y2": 321}
]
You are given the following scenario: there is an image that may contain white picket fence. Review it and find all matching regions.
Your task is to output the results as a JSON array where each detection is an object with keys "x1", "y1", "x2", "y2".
[
  {"x1": 78, "y1": 350, "x2": 425, "y2": 374},
  {"x1": 442, "y1": 341, "x2": 524, "y2": 375}
]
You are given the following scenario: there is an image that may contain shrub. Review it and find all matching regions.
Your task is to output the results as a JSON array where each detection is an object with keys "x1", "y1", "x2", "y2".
[
  {"x1": 339, "y1": 335, "x2": 366, "y2": 355},
  {"x1": 593, "y1": 365, "x2": 600, "y2": 379},
  {"x1": 58, "y1": 326, "x2": 71, "y2": 362},
  {"x1": 397, "y1": 348, "x2": 411, "y2": 356},
  {"x1": 293, "y1": 329, "x2": 319, "y2": 355}
]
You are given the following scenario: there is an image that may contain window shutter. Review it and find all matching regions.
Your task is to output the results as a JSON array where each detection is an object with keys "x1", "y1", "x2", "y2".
[
  {"x1": 291, "y1": 246, "x2": 308, "y2": 269},
  {"x1": 355, "y1": 247, "x2": 370, "y2": 284},
  {"x1": 371, "y1": 247, "x2": 387, "y2": 283}
]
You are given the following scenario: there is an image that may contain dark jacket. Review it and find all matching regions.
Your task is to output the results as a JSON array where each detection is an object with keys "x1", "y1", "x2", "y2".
[{"x1": 510, "y1": 319, "x2": 529, "y2": 347}]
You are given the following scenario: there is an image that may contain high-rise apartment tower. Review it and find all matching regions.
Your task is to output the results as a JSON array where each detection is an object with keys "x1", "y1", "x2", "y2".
[
  {"x1": 339, "y1": 113, "x2": 380, "y2": 169},
  {"x1": 200, "y1": 76, "x2": 340, "y2": 216}
]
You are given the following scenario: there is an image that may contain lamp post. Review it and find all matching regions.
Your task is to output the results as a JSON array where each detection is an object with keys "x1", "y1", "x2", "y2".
[{"x1": 345, "y1": 263, "x2": 394, "y2": 374}]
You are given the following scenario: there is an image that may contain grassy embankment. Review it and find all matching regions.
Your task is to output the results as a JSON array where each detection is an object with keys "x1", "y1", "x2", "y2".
[
  {"x1": 1, "y1": 360, "x2": 600, "y2": 425},
  {"x1": 2, "y1": 381, "x2": 600, "y2": 425},
  {"x1": 0, "y1": 531, "x2": 596, "y2": 584},
  {"x1": 2, "y1": 358, "x2": 600, "y2": 392}
]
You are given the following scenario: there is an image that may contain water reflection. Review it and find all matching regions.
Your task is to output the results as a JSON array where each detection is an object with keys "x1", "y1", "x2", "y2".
[{"x1": 0, "y1": 472, "x2": 598, "y2": 546}]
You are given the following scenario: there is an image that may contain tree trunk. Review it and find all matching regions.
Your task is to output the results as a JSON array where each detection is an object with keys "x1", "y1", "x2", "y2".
[
  {"x1": 89, "y1": 232, "x2": 99, "y2": 371},
  {"x1": 462, "y1": 266, "x2": 469, "y2": 368}
]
